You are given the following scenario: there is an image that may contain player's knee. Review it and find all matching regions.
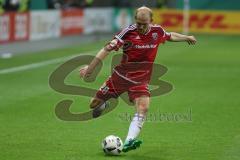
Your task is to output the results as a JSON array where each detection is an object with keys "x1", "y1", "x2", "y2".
[
  {"x1": 138, "y1": 105, "x2": 149, "y2": 114},
  {"x1": 137, "y1": 102, "x2": 149, "y2": 114},
  {"x1": 135, "y1": 96, "x2": 150, "y2": 114},
  {"x1": 90, "y1": 98, "x2": 103, "y2": 109}
]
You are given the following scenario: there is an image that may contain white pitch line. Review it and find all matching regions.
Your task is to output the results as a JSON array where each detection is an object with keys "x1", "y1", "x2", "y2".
[{"x1": 0, "y1": 52, "x2": 94, "y2": 75}]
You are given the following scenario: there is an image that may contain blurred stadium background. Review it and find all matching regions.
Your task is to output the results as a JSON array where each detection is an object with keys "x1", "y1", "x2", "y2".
[{"x1": 0, "y1": 0, "x2": 240, "y2": 160}]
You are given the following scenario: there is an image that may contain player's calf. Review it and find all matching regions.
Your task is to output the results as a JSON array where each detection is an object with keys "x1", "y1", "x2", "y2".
[
  {"x1": 123, "y1": 96, "x2": 149, "y2": 151},
  {"x1": 135, "y1": 96, "x2": 150, "y2": 115}
]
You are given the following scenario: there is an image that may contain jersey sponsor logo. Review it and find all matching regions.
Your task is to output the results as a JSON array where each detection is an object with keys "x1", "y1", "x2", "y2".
[{"x1": 135, "y1": 44, "x2": 157, "y2": 49}]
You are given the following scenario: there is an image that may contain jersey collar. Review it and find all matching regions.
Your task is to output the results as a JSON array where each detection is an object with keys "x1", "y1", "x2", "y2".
[{"x1": 144, "y1": 25, "x2": 151, "y2": 35}]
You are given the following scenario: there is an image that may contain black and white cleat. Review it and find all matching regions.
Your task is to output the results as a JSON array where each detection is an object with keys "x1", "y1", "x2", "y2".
[{"x1": 92, "y1": 102, "x2": 109, "y2": 118}]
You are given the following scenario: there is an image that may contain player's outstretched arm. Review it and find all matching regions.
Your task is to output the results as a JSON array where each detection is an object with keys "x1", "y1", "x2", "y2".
[
  {"x1": 79, "y1": 39, "x2": 118, "y2": 78},
  {"x1": 169, "y1": 32, "x2": 197, "y2": 45}
]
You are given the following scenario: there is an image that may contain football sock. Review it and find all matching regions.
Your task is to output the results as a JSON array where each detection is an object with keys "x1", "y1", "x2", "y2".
[{"x1": 125, "y1": 113, "x2": 145, "y2": 142}]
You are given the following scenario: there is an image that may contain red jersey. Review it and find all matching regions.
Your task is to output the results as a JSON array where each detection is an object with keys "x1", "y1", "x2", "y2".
[{"x1": 112, "y1": 24, "x2": 171, "y2": 84}]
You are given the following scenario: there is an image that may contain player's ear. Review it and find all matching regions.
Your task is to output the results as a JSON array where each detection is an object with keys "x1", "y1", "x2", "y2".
[
  {"x1": 150, "y1": 12, "x2": 153, "y2": 22},
  {"x1": 135, "y1": 10, "x2": 138, "y2": 20}
]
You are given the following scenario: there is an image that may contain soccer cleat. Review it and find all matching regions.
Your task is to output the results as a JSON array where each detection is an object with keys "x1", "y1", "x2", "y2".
[
  {"x1": 92, "y1": 102, "x2": 108, "y2": 118},
  {"x1": 122, "y1": 139, "x2": 142, "y2": 153}
]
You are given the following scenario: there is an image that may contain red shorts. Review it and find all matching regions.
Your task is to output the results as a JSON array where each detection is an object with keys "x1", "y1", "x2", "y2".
[{"x1": 96, "y1": 71, "x2": 150, "y2": 102}]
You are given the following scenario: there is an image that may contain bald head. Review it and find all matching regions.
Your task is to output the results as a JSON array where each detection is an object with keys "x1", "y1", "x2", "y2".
[
  {"x1": 135, "y1": 6, "x2": 153, "y2": 21},
  {"x1": 135, "y1": 6, "x2": 153, "y2": 34}
]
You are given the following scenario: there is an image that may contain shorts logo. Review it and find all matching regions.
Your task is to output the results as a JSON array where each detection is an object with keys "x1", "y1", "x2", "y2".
[
  {"x1": 152, "y1": 33, "x2": 158, "y2": 41},
  {"x1": 100, "y1": 85, "x2": 109, "y2": 95}
]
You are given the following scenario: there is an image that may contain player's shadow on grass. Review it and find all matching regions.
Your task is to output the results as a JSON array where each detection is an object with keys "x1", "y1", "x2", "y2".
[
  {"x1": 127, "y1": 154, "x2": 163, "y2": 160},
  {"x1": 96, "y1": 150, "x2": 165, "y2": 160},
  {"x1": 126, "y1": 149, "x2": 167, "y2": 160},
  {"x1": 95, "y1": 152, "x2": 127, "y2": 158}
]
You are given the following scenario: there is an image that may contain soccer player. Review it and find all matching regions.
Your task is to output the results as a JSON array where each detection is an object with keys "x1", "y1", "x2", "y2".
[{"x1": 79, "y1": 6, "x2": 196, "y2": 152}]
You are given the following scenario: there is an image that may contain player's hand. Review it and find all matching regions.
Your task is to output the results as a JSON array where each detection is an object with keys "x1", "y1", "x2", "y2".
[
  {"x1": 186, "y1": 36, "x2": 197, "y2": 45},
  {"x1": 79, "y1": 65, "x2": 90, "y2": 78}
]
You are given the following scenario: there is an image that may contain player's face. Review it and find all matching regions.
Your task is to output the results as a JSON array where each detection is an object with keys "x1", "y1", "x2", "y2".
[{"x1": 135, "y1": 16, "x2": 151, "y2": 35}]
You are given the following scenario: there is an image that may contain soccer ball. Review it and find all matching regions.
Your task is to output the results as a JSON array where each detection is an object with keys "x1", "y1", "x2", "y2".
[{"x1": 102, "y1": 135, "x2": 123, "y2": 155}]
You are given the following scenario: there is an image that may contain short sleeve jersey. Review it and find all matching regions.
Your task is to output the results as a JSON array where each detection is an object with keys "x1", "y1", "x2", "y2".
[{"x1": 112, "y1": 24, "x2": 171, "y2": 84}]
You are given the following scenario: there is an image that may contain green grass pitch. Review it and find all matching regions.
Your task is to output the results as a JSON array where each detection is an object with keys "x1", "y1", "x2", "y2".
[{"x1": 0, "y1": 35, "x2": 240, "y2": 160}]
